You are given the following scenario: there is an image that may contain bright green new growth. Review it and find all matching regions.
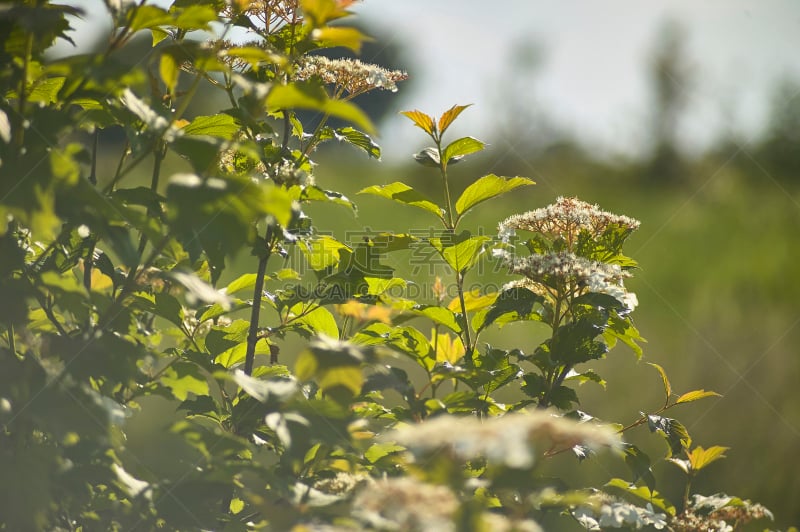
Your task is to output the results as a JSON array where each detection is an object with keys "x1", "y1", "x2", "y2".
[{"x1": 0, "y1": 0, "x2": 776, "y2": 530}]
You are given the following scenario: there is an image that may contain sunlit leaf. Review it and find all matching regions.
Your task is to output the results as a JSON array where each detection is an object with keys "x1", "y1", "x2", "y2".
[
  {"x1": 313, "y1": 26, "x2": 372, "y2": 53},
  {"x1": 267, "y1": 81, "x2": 374, "y2": 134},
  {"x1": 648, "y1": 362, "x2": 671, "y2": 405},
  {"x1": 400, "y1": 109, "x2": 435, "y2": 136},
  {"x1": 675, "y1": 389, "x2": 722, "y2": 405},
  {"x1": 437, "y1": 104, "x2": 471, "y2": 135},
  {"x1": 455, "y1": 174, "x2": 535, "y2": 218},
  {"x1": 604, "y1": 478, "x2": 676, "y2": 516},
  {"x1": 429, "y1": 233, "x2": 490, "y2": 273},
  {"x1": 687, "y1": 445, "x2": 729, "y2": 472},
  {"x1": 442, "y1": 136, "x2": 485, "y2": 167},
  {"x1": 182, "y1": 114, "x2": 241, "y2": 140},
  {"x1": 358, "y1": 182, "x2": 444, "y2": 221}
]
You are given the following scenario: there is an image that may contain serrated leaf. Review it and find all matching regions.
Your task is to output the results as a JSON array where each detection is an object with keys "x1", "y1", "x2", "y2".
[
  {"x1": 675, "y1": 389, "x2": 722, "y2": 404},
  {"x1": 358, "y1": 182, "x2": 444, "y2": 221},
  {"x1": 267, "y1": 81, "x2": 374, "y2": 134},
  {"x1": 334, "y1": 126, "x2": 380, "y2": 159},
  {"x1": 604, "y1": 478, "x2": 676, "y2": 516},
  {"x1": 400, "y1": 109, "x2": 435, "y2": 136},
  {"x1": 648, "y1": 362, "x2": 671, "y2": 406},
  {"x1": 455, "y1": 174, "x2": 535, "y2": 218},
  {"x1": 687, "y1": 445, "x2": 729, "y2": 472},
  {"x1": 289, "y1": 305, "x2": 339, "y2": 339},
  {"x1": 182, "y1": 114, "x2": 241, "y2": 140},
  {"x1": 160, "y1": 361, "x2": 209, "y2": 401},
  {"x1": 299, "y1": 235, "x2": 350, "y2": 270},
  {"x1": 430, "y1": 234, "x2": 490, "y2": 274},
  {"x1": 437, "y1": 104, "x2": 471, "y2": 135},
  {"x1": 442, "y1": 136, "x2": 485, "y2": 167},
  {"x1": 473, "y1": 286, "x2": 544, "y2": 332}
]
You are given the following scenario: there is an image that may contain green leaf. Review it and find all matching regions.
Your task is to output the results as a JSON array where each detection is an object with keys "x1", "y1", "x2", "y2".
[
  {"x1": 429, "y1": 233, "x2": 490, "y2": 274},
  {"x1": 646, "y1": 415, "x2": 691, "y2": 457},
  {"x1": 442, "y1": 136, "x2": 485, "y2": 166},
  {"x1": 159, "y1": 52, "x2": 179, "y2": 94},
  {"x1": 299, "y1": 185, "x2": 358, "y2": 212},
  {"x1": 288, "y1": 305, "x2": 339, "y2": 339},
  {"x1": 675, "y1": 389, "x2": 722, "y2": 404},
  {"x1": 437, "y1": 104, "x2": 471, "y2": 135},
  {"x1": 603, "y1": 478, "x2": 676, "y2": 516},
  {"x1": 313, "y1": 26, "x2": 372, "y2": 53},
  {"x1": 565, "y1": 369, "x2": 606, "y2": 389},
  {"x1": 300, "y1": 235, "x2": 351, "y2": 270},
  {"x1": 182, "y1": 114, "x2": 241, "y2": 140},
  {"x1": 365, "y1": 442, "x2": 405, "y2": 463},
  {"x1": 229, "y1": 369, "x2": 297, "y2": 402},
  {"x1": 224, "y1": 273, "x2": 258, "y2": 295},
  {"x1": 648, "y1": 362, "x2": 671, "y2": 405},
  {"x1": 623, "y1": 444, "x2": 656, "y2": 492},
  {"x1": 334, "y1": 127, "x2": 381, "y2": 159},
  {"x1": 295, "y1": 336, "x2": 366, "y2": 403},
  {"x1": 473, "y1": 286, "x2": 544, "y2": 333},
  {"x1": 455, "y1": 174, "x2": 535, "y2": 218},
  {"x1": 127, "y1": 5, "x2": 173, "y2": 33},
  {"x1": 266, "y1": 81, "x2": 375, "y2": 134},
  {"x1": 409, "y1": 305, "x2": 462, "y2": 334},
  {"x1": 686, "y1": 445, "x2": 729, "y2": 472},
  {"x1": 160, "y1": 361, "x2": 209, "y2": 401},
  {"x1": 358, "y1": 182, "x2": 444, "y2": 221}
]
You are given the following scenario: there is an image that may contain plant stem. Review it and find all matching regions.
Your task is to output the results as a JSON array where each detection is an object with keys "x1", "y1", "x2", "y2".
[
  {"x1": 244, "y1": 225, "x2": 274, "y2": 376},
  {"x1": 7, "y1": 323, "x2": 16, "y2": 356}
]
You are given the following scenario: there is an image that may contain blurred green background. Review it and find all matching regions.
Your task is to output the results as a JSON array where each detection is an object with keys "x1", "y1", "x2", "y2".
[{"x1": 70, "y1": 1, "x2": 800, "y2": 527}]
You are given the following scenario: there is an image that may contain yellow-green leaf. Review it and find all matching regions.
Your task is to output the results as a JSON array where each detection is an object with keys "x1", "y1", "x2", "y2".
[
  {"x1": 313, "y1": 26, "x2": 372, "y2": 53},
  {"x1": 675, "y1": 389, "x2": 722, "y2": 404},
  {"x1": 159, "y1": 52, "x2": 179, "y2": 94},
  {"x1": 400, "y1": 109, "x2": 435, "y2": 137},
  {"x1": 358, "y1": 182, "x2": 444, "y2": 221},
  {"x1": 267, "y1": 82, "x2": 374, "y2": 134},
  {"x1": 442, "y1": 136, "x2": 485, "y2": 167},
  {"x1": 299, "y1": 235, "x2": 351, "y2": 270},
  {"x1": 430, "y1": 234, "x2": 490, "y2": 273},
  {"x1": 648, "y1": 362, "x2": 671, "y2": 405},
  {"x1": 455, "y1": 174, "x2": 535, "y2": 218},
  {"x1": 687, "y1": 445, "x2": 729, "y2": 472},
  {"x1": 182, "y1": 114, "x2": 241, "y2": 140},
  {"x1": 447, "y1": 289, "x2": 497, "y2": 313},
  {"x1": 437, "y1": 104, "x2": 471, "y2": 135}
]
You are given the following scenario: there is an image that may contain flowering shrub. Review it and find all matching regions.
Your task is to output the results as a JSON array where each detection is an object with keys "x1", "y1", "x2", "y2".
[{"x1": 0, "y1": 1, "x2": 782, "y2": 530}]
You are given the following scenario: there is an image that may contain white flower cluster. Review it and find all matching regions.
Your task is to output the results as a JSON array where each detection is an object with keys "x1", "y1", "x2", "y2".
[
  {"x1": 385, "y1": 410, "x2": 620, "y2": 469},
  {"x1": 295, "y1": 56, "x2": 408, "y2": 96},
  {"x1": 669, "y1": 493, "x2": 773, "y2": 531},
  {"x1": 351, "y1": 476, "x2": 544, "y2": 532},
  {"x1": 498, "y1": 196, "x2": 640, "y2": 243},
  {"x1": 506, "y1": 251, "x2": 637, "y2": 310},
  {"x1": 573, "y1": 502, "x2": 668, "y2": 530},
  {"x1": 352, "y1": 477, "x2": 458, "y2": 531}
]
